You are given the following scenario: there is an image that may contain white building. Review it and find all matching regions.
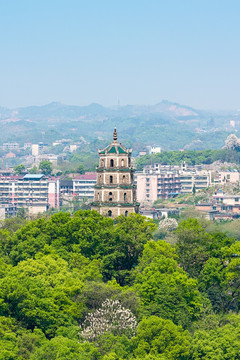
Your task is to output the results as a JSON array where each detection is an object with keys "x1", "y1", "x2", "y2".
[
  {"x1": 147, "y1": 146, "x2": 162, "y2": 154},
  {"x1": 32, "y1": 144, "x2": 39, "y2": 156}
]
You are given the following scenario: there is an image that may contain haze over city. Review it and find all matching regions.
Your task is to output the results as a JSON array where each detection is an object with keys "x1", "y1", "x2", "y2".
[{"x1": 1, "y1": 0, "x2": 240, "y2": 110}]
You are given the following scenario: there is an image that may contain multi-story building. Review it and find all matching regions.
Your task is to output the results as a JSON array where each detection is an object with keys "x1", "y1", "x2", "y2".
[
  {"x1": 137, "y1": 172, "x2": 181, "y2": 203},
  {"x1": 91, "y1": 129, "x2": 139, "y2": 217},
  {"x1": 0, "y1": 174, "x2": 60, "y2": 215},
  {"x1": 179, "y1": 171, "x2": 211, "y2": 193},
  {"x1": 2, "y1": 142, "x2": 19, "y2": 151},
  {"x1": 73, "y1": 172, "x2": 97, "y2": 200},
  {"x1": 136, "y1": 163, "x2": 211, "y2": 203}
]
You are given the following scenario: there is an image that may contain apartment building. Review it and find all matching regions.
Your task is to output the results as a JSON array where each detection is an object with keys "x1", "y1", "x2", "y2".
[
  {"x1": 136, "y1": 163, "x2": 211, "y2": 203},
  {"x1": 2, "y1": 142, "x2": 20, "y2": 151},
  {"x1": 0, "y1": 174, "x2": 60, "y2": 215},
  {"x1": 73, "y1": 172, "x2": 97, "y2": 200}
]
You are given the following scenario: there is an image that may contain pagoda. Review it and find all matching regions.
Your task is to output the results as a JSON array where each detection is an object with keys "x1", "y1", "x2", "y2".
[{"x1": 91, "y1": 128, "x2": 139, "y2": 217}]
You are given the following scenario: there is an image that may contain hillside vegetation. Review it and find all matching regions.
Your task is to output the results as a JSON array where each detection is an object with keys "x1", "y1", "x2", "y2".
[
  {"x1": 136, "y1": 148, "x2": 240, "y2": 170},
  {"x1": 1, "y1": 211, "x2": 240, "y2": 359},
  {"x1": 0, "y1": 101, "x2": 236, "y2": 150}
]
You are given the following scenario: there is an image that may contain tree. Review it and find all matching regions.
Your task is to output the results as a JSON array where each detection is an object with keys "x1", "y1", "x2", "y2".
[
  {"x1": 80, "y1": 299, "x2": 137, "y2": 342},
  {"x1": 192, "y1": 184, "x2": 196, "y2": 195},
  {"x1": 190, "y1": 314, "x2": 240, "y2": 360},
  {"x1": 134, "y1": 241, "x2": 202, "y2": 328},
  {"x1": 0, "y1": 255, "x2": 84, "y2": 337},
  {"x1": 13, "y1": 164, "x2": 25, "y2": 174},
  {"x1": 29, "y1": 166, "x2": 39, "y2": 174},
  {"x1": 100, "y1": 213, "x2": 157, "y2": 285},
  {"x1": 132, "y1": 316, "x2": 190, "y2": 360},
  {"x1": 76, "y1": 164, "x2": 85, "y2": 174},
  {"x1": 175, "y1": 219, "x2": 212, "y2": 278},
  {"x1": 30, "y1": 336, "x2": 98, "y2": 360},
  {"x1": 39, "y1": 161, "x2": 52, "y2": 175}
]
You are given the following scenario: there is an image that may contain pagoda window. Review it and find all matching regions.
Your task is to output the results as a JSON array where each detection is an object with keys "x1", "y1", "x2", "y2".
[
  {"x1": 108, "y1": 210, "x2": 112, "y2": 217},
  {"x1": 110, "y1": 175, "x2": 113, "y2": 184},
  {"x1": 124, "y1": 192, "x2": 127, "y2": 201},
  {"x1": 125, "y1": 210, "x2": 128, "y2": 217},
  {"x1": 121, "y1": 159, "x2": 124, "y2": 167},
  {"x1": 110, "y1": 159, "x2": 114, "y2": 167},
  {"x1": 122, "y1": 175, "x2": 126, "y2": 184},
  {"x1": 109, "y1": 192, "x2": 112, "y2": 201}
]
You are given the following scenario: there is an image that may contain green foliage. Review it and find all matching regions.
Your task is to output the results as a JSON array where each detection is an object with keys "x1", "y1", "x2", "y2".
[
  {"x1": 13, "y1": 164, "x2": 25, "y2": 174},
  {"x1": 134, "y1": 241, "x2": 202, "y2": 328},
  {"x1": 29, "y1": 166, "x2": 39, "y2": 174},
  {"x1": 0, "y1": 255, "x2": 84, "y2": 337},
  {"x1": 39, "y1": 160, "x2": 52, "y2": 175},
  {"x1": 136, "y1": 148, "x2": 240, "y2": 171},
  {"x1": 190, "y1": 314, "x2": 240, "y2": 360},
  {"x1": 30, "y1": 336, "x2": 99, "y2": 360},
  {"x1": 175, "y1": 219, "x2": 234, "y2": 278},
  {"x1": 100, "y1": 214, "x2": 157, "y2": 285},
  {"x1": 132, "y1": 316, "x2": 190, "y2": 359},
  {"x1": 76, "y1": 164, "x2": 85, "y2": 174},
  {"x1": 0, "y1": 211, "x2": 240, "y2": 358}
]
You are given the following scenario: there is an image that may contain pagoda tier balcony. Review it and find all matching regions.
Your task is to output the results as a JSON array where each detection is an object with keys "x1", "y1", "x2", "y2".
[
  {"x1": 94, "y1": 184, "x2": 136, "y2": 189},
  {"x1": 97, "y1": 167, "x2": 134, "y2": 172},
  {"x1": 91, "y1": 201, "x2": 140, "y2": 207}
]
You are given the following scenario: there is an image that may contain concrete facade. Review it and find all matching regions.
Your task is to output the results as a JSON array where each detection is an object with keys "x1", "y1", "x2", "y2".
[{"x1": 136, "y1": 164, "x2": 211, "y2": 204}]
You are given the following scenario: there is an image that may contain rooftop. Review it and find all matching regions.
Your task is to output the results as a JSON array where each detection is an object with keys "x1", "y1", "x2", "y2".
[{"x1": 23, "y1": 174, "x2": 45, "y2": 180}]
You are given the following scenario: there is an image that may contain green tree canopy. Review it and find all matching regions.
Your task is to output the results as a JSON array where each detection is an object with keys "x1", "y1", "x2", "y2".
[
  {"x1": 132, "y1": 316, "x2": 190, "y2": 360},
  {"x1": 39, "y1": 160, "x2": 52, "y2": 175},
  {"x1": 134, "y1": 241, "x2": 202, "y2": 328},
  {"x1": 0, "y1": 255, "x2": 85, "y2": 337},
  {"x1": 13, "y1": 164, "x2": 25, "y2": 175}
]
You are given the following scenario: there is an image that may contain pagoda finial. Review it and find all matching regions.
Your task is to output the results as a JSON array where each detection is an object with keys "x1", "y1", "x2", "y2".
[{"x1": 113, "y1": 127, "x2": 117, "y2": 141}]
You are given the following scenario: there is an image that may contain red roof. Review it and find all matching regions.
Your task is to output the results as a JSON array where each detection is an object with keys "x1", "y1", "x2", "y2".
[{"x1": 74, "y1": 172, "x2": 97, "y2": 180}]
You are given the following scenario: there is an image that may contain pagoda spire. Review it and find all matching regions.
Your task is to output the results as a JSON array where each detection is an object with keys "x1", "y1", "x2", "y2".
[{"x1": 113, "y1": 127, "x2": 117, "y2": 141}]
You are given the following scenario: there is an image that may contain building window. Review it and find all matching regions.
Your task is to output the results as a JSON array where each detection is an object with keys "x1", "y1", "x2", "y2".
[
  {"x1": 110, "y1": 159, "x2": 114, "y2": 167},
  {"x1": 122, "y1": 175, "x2": 126, "y2": 184},
  {"x1": 124, "y1": 192, "x2": 127, "y2": 201},
  {"x1": 125, "y1": 210, "x2": 128, "y2": 217},
  {"x1": 121, "y1": 159, "x2": 124, "y2": 167},
  {"x1": 109, "y1": 192, "x2": 112, "y2": 201},
  {"x1": 110, "y1": 175, "x2": 113, "y2": 184},
  {"x1": 108, "y1": 210, "x2": 112, "y2": 217}
]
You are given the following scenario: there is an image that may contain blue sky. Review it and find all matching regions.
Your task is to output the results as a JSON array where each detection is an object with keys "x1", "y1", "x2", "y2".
[{"x1": 0, "y1": 0, "x2": 239, "y2": 109}]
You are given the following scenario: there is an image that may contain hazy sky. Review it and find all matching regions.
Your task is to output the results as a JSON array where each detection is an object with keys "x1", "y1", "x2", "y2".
[{"x1": 0, "y1": 0, "x2": 240, "y2": 110}]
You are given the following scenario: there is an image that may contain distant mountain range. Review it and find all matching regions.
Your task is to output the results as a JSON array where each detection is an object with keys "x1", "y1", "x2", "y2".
[{"x1": 0, "y1": 101, "x2": 239, "y2": 151}]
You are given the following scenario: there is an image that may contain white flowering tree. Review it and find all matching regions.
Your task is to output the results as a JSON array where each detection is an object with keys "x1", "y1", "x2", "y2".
[
  {"x1": 158, "y1": 218, "x2": 178, "y2": 232},
  {"x1": 224, "y1": 134, "x2": 240, "y2": 150},
  {"x1": 80, "y1": 299, "x2": 137, "y2": 341}
]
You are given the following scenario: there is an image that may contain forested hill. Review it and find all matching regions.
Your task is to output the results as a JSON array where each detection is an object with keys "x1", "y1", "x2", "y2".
[
  {"x1": 0, "y1": 100, "x2": 238, "y2": 150},
  {"x1": 1, "y1": 210, "x2": 240, "y2": 359}
]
